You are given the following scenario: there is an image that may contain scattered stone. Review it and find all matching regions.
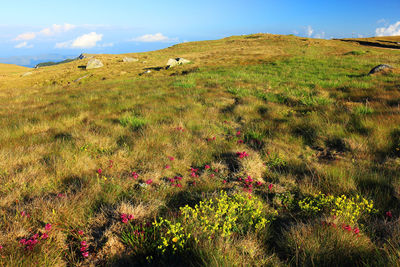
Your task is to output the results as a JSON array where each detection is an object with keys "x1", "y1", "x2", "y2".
[
  {"x1": 139, "y1": 70, "x2": 151, "y2": 76},
  {"x1": 86, "y1": 59, "x2": 104, "y2": 70},
  {"x1": 120, "y1": 71, "x2": 127, "y2": 75},
  {"x1": 123, "y1": 57, "x2": 139, "y2": 63},
  {"x1": 368, "y1": 64, "x2": 394, "y2": 75},
  {"x1": 74, "y1": 74, "x2": 90, "y2": 83},
  {"x1": 21, "y1": 72, "x2": 33, "y2": 77},
  {"x1": 166, "y1": 58, "x2": 191, "y2": 69}
]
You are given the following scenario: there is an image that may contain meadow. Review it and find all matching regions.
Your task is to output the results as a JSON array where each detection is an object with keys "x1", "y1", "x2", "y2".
[{"x1": 0, "y1": 33, "x2": 400, "y2": 266}]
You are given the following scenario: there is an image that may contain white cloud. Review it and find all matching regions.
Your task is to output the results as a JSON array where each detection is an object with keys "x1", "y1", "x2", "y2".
[
  {"x1": 15, "y1": 32, "x2": 36, "y2": 41},
  {"x1": 55, "y1": 32, "x2": 103, "y2": 49},
  {"x1": 377, "y1": 19, "x2": 387, "y2": 24},
  {"x1": 314, "y1": 31, "x2": 325, "y2": 39},
  {"x1": 132, "y1": 33, "x2": 178, "y2": 42},
  {"x1": 14, "y1": 42, "x2": 33, "y2": 48},
  {"x1": 306, "y1": 26, "x2": 314, "y2": 37},
  {"x1": 14, "y1": 23, "x2": 75, "y2": 42},
  {"x1": 376, "y1": 21, "x2": 400, "y2": 36},
  {"x1": 39, "y1": 23, "x2": 76, "y2": 36}
]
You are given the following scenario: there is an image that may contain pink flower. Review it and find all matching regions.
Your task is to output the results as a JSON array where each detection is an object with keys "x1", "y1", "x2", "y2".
[
  {"x1": 214, "y1": 169, "x2": 219, "y2": 173},
  {"x1": 146, "y1": 179, "x2": 153, "y2": 185},
  {"x1": 343, "y1": 225, "x2": 352, "y2": 232},
  {"x1": 168, "y1": 156, "x2": 175, "y2": 161},
  {"x1": 256, "y1": 181, "x2": 262, "y2": 186},
  {"x1": 97, "y1": 168, "x2": 102, "y2": 175},
  {"x1": 238, "y1": 177, "x2": 242, "y2": 181},
  {"x1": 82, "y1": 251, "x2": 89, "y2": 258},
  {"x1": 78, "y1": 230, "x2": 84, "y2": 236},
  {"x1": 122, "y1": 218, "x2": 128, "y2": 224},
  {"x1": 236, "y1": 131, "x2": 241, "y2": 136},
  {"x1": 0, "y1": 245, "x2": 3, "y2": 250},
  {"x1": 223, "y1": 180, "x2": 227, "y2": 184},
  {"x1": 210, "y1": 174, "x2": 215, "y2": 178},
  {"x1": 237, "y1": 140, "x2": 244, "y2": 144},
  {"x1": 41, "y1": 233, "x2": 49, "y2": 240},
  {"x1": 80, "y1": 246, "x2": 87, "y2": 252},
  {"x1": 81, "y1": 241, "x2": 87, "y2": 247},
  {"x1": 165, "y1": 165, "x2": 171, "y2": 169},
  {"x1": 268, "y1": 184, "x2": 273, "y2": 191},
  {"x1": 176, "y1": 184, "x2": 182, "y2": 188},
  {"x1": 386, "y1": 211, "x2": 393, "y2": 218},
  {"x1": 45, "y1": 223, "x2": 52, "y2": 231},
  {"x1": 131, "y1": 172, "x2": 139, "y2": 179},
  {"x1": 175, "y1": 176, "x2": 183, "y2": 181},
  {"x1": 205, "y1": 165, "x2": 210, "y2": 169},
  {"x1": 354, "y1": 227, "x2": 360, "y2": 234},
  {"x1": 127, "y1": 214, "x2": 134, "y2": 220},
  {"x1": 236, "y1": 151, "x2": 249, "y2": 159}
]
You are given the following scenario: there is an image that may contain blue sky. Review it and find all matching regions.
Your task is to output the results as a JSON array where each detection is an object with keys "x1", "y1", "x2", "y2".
[{"x1": 1, "y1": 0, "x2": 399, "y2": 58}]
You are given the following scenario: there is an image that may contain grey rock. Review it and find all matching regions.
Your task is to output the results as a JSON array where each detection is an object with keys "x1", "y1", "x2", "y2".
[
  {"x1": 368, "y1": 64, "x2": 394, "y2": 75},
  {"x1": 123, "y1": 57, "x2": 139, "y2": 63},
  {"x1": 166, "y1": 58, "x2": 190, "y2": 69},
  {"x1": 21, "y1": 72, "x2": 33, "y2": 77},
  {"x1": 86, "y1": 59, "x2": 103, "y2": 70},
  {"x1": 74, "y1": 74, "x2": 90, "y2": 82},
  {"x1": 139, "y1": 70, "x2": 151, "y2": 76}
]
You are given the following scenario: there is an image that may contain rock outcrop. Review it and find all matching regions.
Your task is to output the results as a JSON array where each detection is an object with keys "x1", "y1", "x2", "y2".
[
  {"x1": 86, "y1": 59, "x2": 103, "y2": 70},
  {"x1": 368, "y1": 64, "x2": 394, "y2": 75},
  {"x1": 123, "y1": 57, "x2": 139, "y2": 63},
  {"x1": 166, "y1": 58, "x2": 190, "y2": 69}
]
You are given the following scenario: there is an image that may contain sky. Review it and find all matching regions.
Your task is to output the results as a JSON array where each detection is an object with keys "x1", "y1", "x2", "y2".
[{"x1": 0, "y1": 0, "x2": 399, "y2": 58}]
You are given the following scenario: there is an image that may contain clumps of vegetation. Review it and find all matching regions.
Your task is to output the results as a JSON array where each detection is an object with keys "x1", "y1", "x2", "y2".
[
  {"x1": 298, "y1": 192, "x2": 376, "y2": 224},
  {"x1": 353, "y1": 104, "x2": 374, "y2": 115},
  {"x1": 180, "y1": 191, "x2": 274, "y2": 239},
  {"x1": 344, "y1": 50, "x2": 367, "y2": 56},
  {"x1": 119, "y1": 114, "x2": 149, "y2": 130}
]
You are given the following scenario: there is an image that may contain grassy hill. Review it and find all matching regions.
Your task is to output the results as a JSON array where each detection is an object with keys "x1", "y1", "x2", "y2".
[{"x1": 0, "y1": 34, "x2": 400, "y2": 266}]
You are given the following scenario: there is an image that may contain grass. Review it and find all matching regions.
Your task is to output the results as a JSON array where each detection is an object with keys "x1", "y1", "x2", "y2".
[{"x1": 0, "y1": 33, "x2": 399, "y2": 266}]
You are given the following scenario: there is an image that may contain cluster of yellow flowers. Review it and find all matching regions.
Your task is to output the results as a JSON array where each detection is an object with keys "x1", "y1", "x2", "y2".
[
  {"x1": 153, "y1": 218, "x2": 191, "y2": 255},
  {"x1": 180, "y1": 191, "x2": 273, "y2": 240},
  {"x1": 299, "y1": 192, "x2": 377, "y2": 223}
]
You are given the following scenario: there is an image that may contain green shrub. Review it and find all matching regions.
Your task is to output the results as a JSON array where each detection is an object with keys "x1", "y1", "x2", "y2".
[{"x1": 119, "y1": 114, "x2": 148, "y2": 130}]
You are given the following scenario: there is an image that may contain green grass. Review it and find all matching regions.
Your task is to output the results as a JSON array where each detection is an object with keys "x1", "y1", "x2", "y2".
[{"x1": 0, "y1": 33, "x2": 399, "y2": 266}]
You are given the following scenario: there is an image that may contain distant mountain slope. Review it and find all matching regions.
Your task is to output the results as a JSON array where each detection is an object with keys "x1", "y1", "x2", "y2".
[
  {"x1": 0, "y1": 54, "x2": 77, "y2": 68},
  {"x1": 338, "y1": 35, "x2": 400, "y2": 49}
]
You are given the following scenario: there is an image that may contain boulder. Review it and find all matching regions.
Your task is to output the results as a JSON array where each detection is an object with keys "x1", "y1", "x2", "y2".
[
  {"x1": 166, "y1": 58, "x2": 190, "y2": 69},
  {"x1": 86, "y1": 59, "x2": 103, "y2": 70},
  {"x1": 368, "y1": 64, "x2": 394, "y2": 75},
  {"x1": 21, "y1": 72, "x2": 33, "y2": 77},
  {"x1": 123, "y1": 57, "x2": 139, "y2": 63}
]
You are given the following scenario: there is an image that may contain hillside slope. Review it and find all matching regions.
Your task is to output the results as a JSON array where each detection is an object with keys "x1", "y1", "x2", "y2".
[{"x1": 0, "y1": 34, "x2": 400, "y2": 266}]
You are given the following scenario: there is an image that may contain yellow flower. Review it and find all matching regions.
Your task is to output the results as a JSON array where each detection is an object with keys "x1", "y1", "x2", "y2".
[{"x1": 172, "y1": 237, "x2": 178, "y2": 243}]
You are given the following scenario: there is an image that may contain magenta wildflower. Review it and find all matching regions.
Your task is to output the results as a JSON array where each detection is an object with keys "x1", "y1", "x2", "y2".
[
  {"x1": 237, "y1": 139, "x2": 244, "y2": 144},
  {"x1": 268, "y1": 183, "x2": 274, "y2": 191},
  {"x1": 223, "y1": 180, "x2": 227, "y2": 184},
  {"x1": 82, "y1": 251, "x2": 89, "y2": 258},
  {"x1": 131, "y1": 172, "x2": 139, "y2": 179},
  {"x1": 0, "y1": 245, "x2": 3, "y2": 250},
  {"x1": 165, "y1": 165, "x2": 171, "y2": 169},
  {"x1": 236, "y1": 151, "x2": 249, "y2": 159},
  {"x1": 44, "y1": 223, "x2": 52, "y2": 231},
  {"x1": 41, "y1": 233, "x2": 49, "y2": 240},
  {"x1": 204, "y1": 165, "x2": 210, "y2": 169},
  {"x1": 354, "y1": 227, "x2": 360, "y2": 234},
  {"x1": 168, "y1": 156, "x2": 175, "y2": 161},
  {"x1": 146, "y1": 179, "x2": 153, "y2": 185},
  {"x1": 256, "y1": 181, "x2": 262, "y2": 186},
  {"x1": 97, "y1": 168, "x2": 102, "y2": 175},
  {"x1": 81, "y1": 241, "x2": 87, "y2": 247},
  {"x1": 78, "y1": 230, "x2": 84, "y2": 236},
  {"x1": 236, "y1": 131, "x2": 241, "y2": 136},
  {"x1": 386, "y1": 211, "x2": 393, "y2": 218}
]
